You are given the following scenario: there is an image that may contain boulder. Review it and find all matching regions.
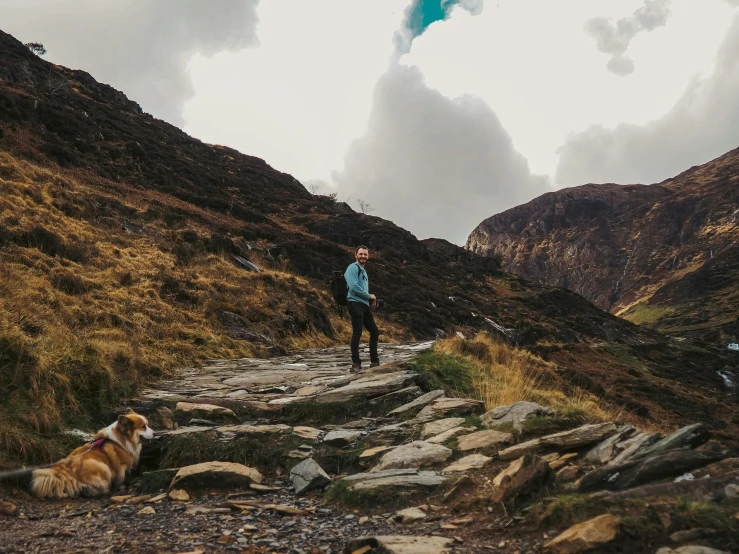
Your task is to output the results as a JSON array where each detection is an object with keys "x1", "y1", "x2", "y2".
[
  {"x1": 170, "y1": 462, "x2": 262, "y2": 490},
  {"x1": 388, "y1": 390, "x2": 446, "y2": 416},
  {"x1": 314, "y1": 371, "x2": 419, "y2": 403},
  {"x1": 540, "y1": 423, "x2": 618, "y2": 449},
  {"x1": 457, "y1": 429, "x2": 513, "y2": 452},
  {"x1": 499, "y1": 438, "x2": 542, "y2": 461},
  {"x1": 492, "y1": 455, "x2": 551, "y2": 503},
  {"x1": 421, "y1": 418, "x2": 466, "y2": 439},
  {"x1": 427, "y1": 426, "x2": 475, "y2": 445},
  {"x1": 174, "y1": 402, "x2": 237, "y2": 423},
  {"x1": 543, "y1": 514, "x2": 621, "y2": 553},
  {"x1": 168, "y1": 489, "x2": 189, "y2": 501},
  {"x1": 555, "y1": 465, "x2": 580, "y2": 484},
  {"x1": 153, "y1": 406, "x2": 177, "y2": 430},
  {"x1": 481, "y1": 401, "x2": 554, "y2": 429},
  {"x1": 289, "y1": 458, "x2": 332, "y2": 495},
  {"x1": 293, "y1": 426, "x2": 323, "y2": 441},
  {"x1": 416, "y1": 397, "x2": 484, "y2": 420},
  {"x1": 343, "y1": 535, "x2": 453, "y2": 554},
  {"x1": 323, "y1": 430, "x2": 362, "y2": 447},
  {"x1": 372, "y1": 441, "x2": 453, "y2": 472},
  {"x1": 341, "y1": 469, "x2": 447, "y2": 492},
  {"x1": 442, "y1": 454, "x2": 493, "y2": 474}
]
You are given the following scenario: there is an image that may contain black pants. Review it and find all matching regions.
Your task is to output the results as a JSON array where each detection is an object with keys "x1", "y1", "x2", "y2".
[{"x1": 348, "y1": 301, "x2": 379, "y2": 364}]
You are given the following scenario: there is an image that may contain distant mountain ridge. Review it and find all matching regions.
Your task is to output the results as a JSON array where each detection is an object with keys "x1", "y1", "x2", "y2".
[{"x1": 466, "y1": 147, "x2": 739, "y2": 342}]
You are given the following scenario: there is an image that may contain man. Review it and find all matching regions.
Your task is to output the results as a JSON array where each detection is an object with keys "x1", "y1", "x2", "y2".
[{"x1": 345, "y1": 245, "x2": 380, "y2": 371}]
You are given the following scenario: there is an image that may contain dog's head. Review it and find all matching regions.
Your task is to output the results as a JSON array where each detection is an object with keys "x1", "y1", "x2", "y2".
[{"x1": 116, "y1": 408, "x2": 155, "y2": 444}]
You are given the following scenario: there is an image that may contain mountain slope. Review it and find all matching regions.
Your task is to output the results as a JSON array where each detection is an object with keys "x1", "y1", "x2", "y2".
[
  {"x1": 0, "y1": 29, "x2": 736, "y2": 465},
  {"x1": 467, "y1": 149, "x2": 739, "y2": 343}
]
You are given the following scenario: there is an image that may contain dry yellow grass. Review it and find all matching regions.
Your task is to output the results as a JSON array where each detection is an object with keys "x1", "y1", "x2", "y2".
[
  {"x1": 435, "y1": 333, "x2": 620, "y2": 424},
  {"x1": 0, "y1": 153, "x2": 405, "y2": 465}
]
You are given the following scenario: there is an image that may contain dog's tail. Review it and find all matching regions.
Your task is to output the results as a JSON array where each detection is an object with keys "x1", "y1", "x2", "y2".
[{"x1": 30, "y1": 465, "x2": 81, "y2": 499}]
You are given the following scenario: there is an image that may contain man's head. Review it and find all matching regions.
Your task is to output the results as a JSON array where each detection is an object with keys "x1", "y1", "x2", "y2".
[{"x1": 355, "y1": 245, "x2": 369, "y2": 266}]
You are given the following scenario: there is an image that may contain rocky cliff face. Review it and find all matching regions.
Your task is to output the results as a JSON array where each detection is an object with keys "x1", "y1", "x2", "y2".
[{"x1": 467, "y1": 149, "x2": 739, "y2": 342}]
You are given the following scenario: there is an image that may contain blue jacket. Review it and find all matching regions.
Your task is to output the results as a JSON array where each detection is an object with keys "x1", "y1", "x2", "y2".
[{"x1": 345, "y1": 262, "x2": 371, "y2": 306}]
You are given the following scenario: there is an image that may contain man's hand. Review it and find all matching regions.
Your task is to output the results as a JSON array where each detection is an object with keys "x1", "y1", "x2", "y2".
[{"x1": 370, "y1": 294, "x2": 377, "y2": 307}]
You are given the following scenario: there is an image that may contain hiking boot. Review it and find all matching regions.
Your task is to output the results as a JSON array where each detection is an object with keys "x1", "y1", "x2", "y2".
[
  {"x1": 351, "y1": 363, "x2": 363, "y2": 372},
  {"x1": 369, "y1": 361, "x2": 381, "y2": 368}
]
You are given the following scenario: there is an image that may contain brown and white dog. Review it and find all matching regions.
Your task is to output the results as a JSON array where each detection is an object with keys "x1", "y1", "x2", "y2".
[{"x1": 30, "y1": 409, "x2": 154, "y2": 499}]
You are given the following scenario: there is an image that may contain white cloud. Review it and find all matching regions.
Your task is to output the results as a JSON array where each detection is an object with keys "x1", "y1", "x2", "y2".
[
  {"x1": 556, "y1": 15, "x2": 739, "y2": 186},
  {"x1": 584, "y1": 0, "x2": 673, "y2": 76},
  {"x1": 0, "y1": 0, "x2": 260, "y2": 126},
  {"x1": 333, "y1": 63, "x2": 549, "y2": 244},
  {"x1": 183, "y1": 0, "x2": 411, "y2": 183}
]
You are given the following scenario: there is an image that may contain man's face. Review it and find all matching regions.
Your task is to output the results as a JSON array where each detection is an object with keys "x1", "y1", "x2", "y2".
[{"x1": 355, "y1": 248, "x2": 369, "y2": 264}]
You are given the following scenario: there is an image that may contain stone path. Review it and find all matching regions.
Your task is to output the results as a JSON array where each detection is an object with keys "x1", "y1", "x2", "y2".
[{"x1": 1, "y1": 341, "x2": 737, "y2": 554}]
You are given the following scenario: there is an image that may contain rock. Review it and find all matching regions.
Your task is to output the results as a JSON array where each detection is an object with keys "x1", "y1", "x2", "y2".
[
  {"x1": 250, "y1": 483, "x2": 281, "y2": 492},
  {"x1": 543, "y1": 514, "x2": 621, "y2": 553},
  {"x1": 128, "y1": 495, "x2": 151, "y2": 505},
  {"x1": 314, "y1": 371, "x2": 419, "y2": 403},
  {"x1": 578, "y1": 450, "x2": 725, "y2": 492},
  {"x1": 289, "y1": 458, "x2": 331, "y2": 495},
  {"x1": 416, "y1": 398, "x2": 484, "y2": 420},
  {"x1": 499, "y1": 438, "x2": 542, "y2": 461},
  {"x1": 186, "y1": 505, "x2": 231, "y2": 515},
  {"x1": 608, "y1": 432, "x2": 661, "y2": 466},
  {"x1": 426, "y1": 427, "x2": 475, "y2": 445},
  {"x1": 170, "y1": 462, "x2": 263, "y2": 490},
  {"x1": 388, "y1": 390, "x2": 445, "y2": 416},
  {"x1": 492, "y1": 454, "x2": 551, "y2": 503},
  {"x1": 421, "y1": 418, "x2": 466, "y2": 439},
  {"x1": 656, "y1": 545, "x2": 731, "y2": 554},
  {"x1": 360, "y1": 445, "x2": 395, "y2": 459},
  {"x1": 188, "y1": 418, "x2": 215, "y2": 426},
  {"x1": 216, "y1": 424, "x2": 291, "y2": 437},
  {"x1": 0, "y1": 500, "x2": 17, "y2": 517},
  {"x1": 631, "y1": 423, "x2": 710, "y2": 461},
  {"x1": 137, "y1": 506, "x2": 155, "y2": 515},
  {"x1": 394, "y1": 507, "x2": 427, "y2": 523},
  {"x1": 369, "y1": 422, "x2": 413, "y2": 442},
  {"x1": 583, "y1": 432, "x2": 625, "y2": 464},
  {"x1": 371, "y1": 385, "x2": 423, "y2": 405},
  {"x1": 600, "y1": 469, "x2": 739, "y2": 503},
  {"x1": 323, "y1": 430, "x2": 362, "y2": 447},
  {"x1": 457, "y1": 429, "x2": 513, "y2": 452},
  {"x1": 555, "y1": 465, "x2": 580, "y2": 484},
  {"x1": 155, "y1": 406, "x2": 177, "y2": 430},
  {"x1": 669, "y1": 528, "x2": 718, "y2": 542},
  {"x1": 481, "y1": 401, "x2": 554, "y2": 429},
  {"x1": 550, "y1": 452, "x2": 579, "y2": 470},
  {"x1": 110, "y1": 495, "x2": 133, "y2": 503},
  {"x1": 540, "y1": 423, "x2": 618, "y2": 449},
  {"x1": 343, "y1": 535, "x2": 453, "y2": 554},
  {"x1": 293, "y1": 426, "x2": 322, "y2": 441},
  {"x1": 168, "y1": 489, "x2": 189, "y2": 501},
  {"x1": 442, "y1": 454, "x2": 492, "y2": 474},
  {"x1": 340, "y1": 469, "x2": 447, "y2": 492},
  {"x1": 174, "y1": 402, "x2": 237, "y2": 422},
  {"x1": 161, "y1": 426, "x2": 217, "y2": 438},
  {"x1": 372, "y1": 441, "x2": 453, "y2": 472},
  {"x1": 726, "y1": 483, "x2": 739, "y2": 498}
]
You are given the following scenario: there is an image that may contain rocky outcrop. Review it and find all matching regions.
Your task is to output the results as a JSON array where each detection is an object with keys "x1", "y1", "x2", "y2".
[
  {"x1": 169, "y1": 462, "x2": 263, "y2": 490},
  {"x1": 372, "y1": 442, "x2": 453, "y2": 472}
]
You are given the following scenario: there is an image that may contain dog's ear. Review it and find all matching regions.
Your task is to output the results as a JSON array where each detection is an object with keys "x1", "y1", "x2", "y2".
[
  {"x1": 117, "y1": 414, "x2": 131, "y2": 432},
  {"x1": 125, "y1": 407, "x2": 135, "y2": 414}
]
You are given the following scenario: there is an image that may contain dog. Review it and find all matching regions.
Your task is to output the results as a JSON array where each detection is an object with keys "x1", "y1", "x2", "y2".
[{"x1": 30, "y1": 408, "x2": 154, "y2": 499}]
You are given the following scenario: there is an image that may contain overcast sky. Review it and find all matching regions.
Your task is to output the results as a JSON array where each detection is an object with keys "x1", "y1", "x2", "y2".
[{"x1": 2, "y1": 0, "x2": 738, "y2": 244}]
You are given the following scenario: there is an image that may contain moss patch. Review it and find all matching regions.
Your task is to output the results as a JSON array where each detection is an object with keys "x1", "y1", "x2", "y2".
[{"x1": 409, "y1": 350, "x2": 476, "y2": 396}]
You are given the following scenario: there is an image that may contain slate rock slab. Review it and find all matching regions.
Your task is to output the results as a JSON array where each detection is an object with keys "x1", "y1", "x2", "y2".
[
  {"x1": 481, "y1": 401, "x2": 554, "y2": 429},
  {"x1": 170, "y1": 462, "x2": 263, "y2": 490},
  {"x1": 373, "y1": 441, "x2": 453, "y2": 472}
]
